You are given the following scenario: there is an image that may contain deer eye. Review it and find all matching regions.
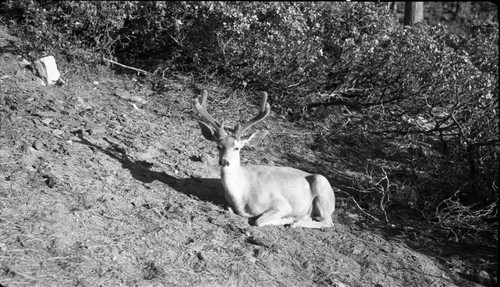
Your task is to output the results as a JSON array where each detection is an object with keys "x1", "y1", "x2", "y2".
[
  {"x1": 234, "y1": 147, "x2": 240, "y2": 151},
  {"x1": 216, "y1": 145, "x2": 222, "y2": 150}
]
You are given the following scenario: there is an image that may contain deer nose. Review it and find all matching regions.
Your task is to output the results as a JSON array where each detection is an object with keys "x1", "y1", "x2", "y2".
[{"x1": 219, "y1": 159, "x2": 230, "y2": 167}]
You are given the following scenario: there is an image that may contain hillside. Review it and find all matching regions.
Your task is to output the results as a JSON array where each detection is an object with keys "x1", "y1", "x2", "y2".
[{"x1": 0, "y1": 24, "x2": 497, "y2": 287}]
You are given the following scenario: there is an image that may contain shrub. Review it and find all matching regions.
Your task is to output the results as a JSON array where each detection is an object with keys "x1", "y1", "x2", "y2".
[
  {"x1": 7, "y1": 1, "x2": 128, "y2": 62},
  {"x1": 313, "y1": 19, "x2": 498, "y2": 235}
]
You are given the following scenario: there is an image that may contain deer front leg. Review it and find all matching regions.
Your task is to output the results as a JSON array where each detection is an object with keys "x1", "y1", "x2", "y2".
[
  {"x1": 254, "y1": 203, "x2": 294, "y2": 227},
  {"x1": 255, "y1": 212, "x2": 295, "y2": 227}
]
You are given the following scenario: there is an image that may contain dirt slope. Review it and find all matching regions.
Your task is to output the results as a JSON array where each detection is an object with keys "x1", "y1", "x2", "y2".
[{"x1": 0, "y1": 25, "x2": 496, "y2": 287}]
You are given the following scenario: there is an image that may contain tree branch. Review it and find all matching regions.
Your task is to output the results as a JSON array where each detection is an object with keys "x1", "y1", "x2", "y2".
[{"x1": 102, "y1": 57, "x2": 151, "y2": 75}]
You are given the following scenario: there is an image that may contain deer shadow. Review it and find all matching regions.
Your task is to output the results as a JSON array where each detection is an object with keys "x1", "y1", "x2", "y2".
[{"x1": 73, "y1": 133, "x2": 226, "y2": 207}]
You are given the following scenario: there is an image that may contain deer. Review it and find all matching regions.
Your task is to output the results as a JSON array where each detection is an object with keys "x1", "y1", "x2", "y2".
[{"x1": 193, "y1": 90, "x2": 335, "y2": 228}]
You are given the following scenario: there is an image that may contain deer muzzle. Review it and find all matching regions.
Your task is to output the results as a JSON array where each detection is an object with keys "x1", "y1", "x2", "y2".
[{"x1": 219, "y1": 159, "x2": 230, "y2": 167}]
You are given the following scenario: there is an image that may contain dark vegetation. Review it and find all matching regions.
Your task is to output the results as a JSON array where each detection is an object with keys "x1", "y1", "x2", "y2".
[{"x1": 1, "y1": 0, "x2": 498, "y2": 259}]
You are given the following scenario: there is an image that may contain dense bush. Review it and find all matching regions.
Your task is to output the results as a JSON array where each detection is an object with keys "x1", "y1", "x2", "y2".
[
  {"x1": 4, "y1": 2, "x2": 397, "y2": 97},
  {"x1": 3, "y1": 1, "x2": 498, "y2": 235},
  {"x1": 312, "y1": 17, "x2": 498, "y2": 233},
  {"x1": 324, "y1": 22, "x2": 498, "y2": 190}
]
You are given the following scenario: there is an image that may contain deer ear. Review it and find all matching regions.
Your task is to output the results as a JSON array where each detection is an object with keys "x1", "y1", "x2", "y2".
[
  {"x1": 243, "y1": 130, "x2": 269, "y2": 147},
  {"x1": 198, "y1": 121, "x2": 218, "y2": 141}
]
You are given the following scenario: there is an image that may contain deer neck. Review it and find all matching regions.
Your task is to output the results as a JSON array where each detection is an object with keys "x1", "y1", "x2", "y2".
[
  {"x1": 220, "y1": 157, "x2": 244, "y2": 181},
  {"x1": 220, "y1": 157, "x2": 249, "y2": 215},
  {"x1": 220, "y1": 156, "x2": 248, "y2": 194}
]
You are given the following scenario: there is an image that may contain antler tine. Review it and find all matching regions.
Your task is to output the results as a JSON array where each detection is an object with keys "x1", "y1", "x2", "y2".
[
  {"x1": 193, "y1": 90, "x2": 221, "y2": 129},
  {"x1": 235, "y1": 92, "x2": 271, "y2": 139},
  {"x1": 258, "y1": 91, "x2": 268, "y2": 113},
  {"x1": 201, "y1": 90, "x2": 208, "y2": 108}
]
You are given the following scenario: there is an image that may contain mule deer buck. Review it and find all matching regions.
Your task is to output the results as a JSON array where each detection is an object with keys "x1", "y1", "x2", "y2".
[{"x1": 193, "y1": 90, "x2": 335, "y2": 228}]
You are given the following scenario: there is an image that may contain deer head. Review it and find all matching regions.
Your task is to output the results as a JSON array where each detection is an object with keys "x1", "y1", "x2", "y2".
[{"x1": 193, "y1": 90, "x2": 270, "y2": 167}]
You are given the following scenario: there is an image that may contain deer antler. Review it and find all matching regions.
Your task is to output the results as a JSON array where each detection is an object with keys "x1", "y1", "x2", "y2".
[
  {"x1": 193, "y1": 90, "x2": 223, "y2": 130},
  {"x1": 234, "y1": 92, "x2": 271, "y2": 139}
]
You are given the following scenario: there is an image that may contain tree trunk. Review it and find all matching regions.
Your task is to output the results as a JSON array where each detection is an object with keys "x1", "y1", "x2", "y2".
[
  {"x1": 387, "y1": 2, "x2": 398, "y2": 13},
  {"x1": 404, "y1": 2, "x2": 424, "y2": 26}
]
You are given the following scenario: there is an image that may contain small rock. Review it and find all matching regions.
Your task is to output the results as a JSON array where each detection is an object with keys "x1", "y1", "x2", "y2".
[
  {"x1": 32, "y1": 141, "x2": 44, "y2": 150},
  {"x1": 42, "y1": 118, "x2": 53, "y2": 126},
  {"x1": 191, "y1": 173, "x2": 202, "y2": 179},
  {"x1": 33, "y1": 56, "x2": 61, "y2": 85},
  {"x1": 44, "y1": 175, "x2": 57, "y2": 188},
  {"x1": 19, "y1": 58, "x2": 31, "y2": 67},
  {"x1": 352, "y1": 243, "x2": 364, "y2": 255},
  {"x1": 130, "y1": 95, "x2": 147, "y2": 104},
  {"x1": 52, "y1": 129, "x2": 64, "y2": 137}
]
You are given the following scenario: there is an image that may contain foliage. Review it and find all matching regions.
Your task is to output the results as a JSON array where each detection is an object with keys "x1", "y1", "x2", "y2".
[
  {"x1": 327, "y1": 21, "x2": 497, "y2": 196},
  {"x1": 314, "y1": 16, "x2": 498, "y2": 236},
  {"x1": 4, "y1": 1, "x2": 122, "y2": 62},
  {"x1": 4, "y1": 2, "x2": 398, "y2": 100}
]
